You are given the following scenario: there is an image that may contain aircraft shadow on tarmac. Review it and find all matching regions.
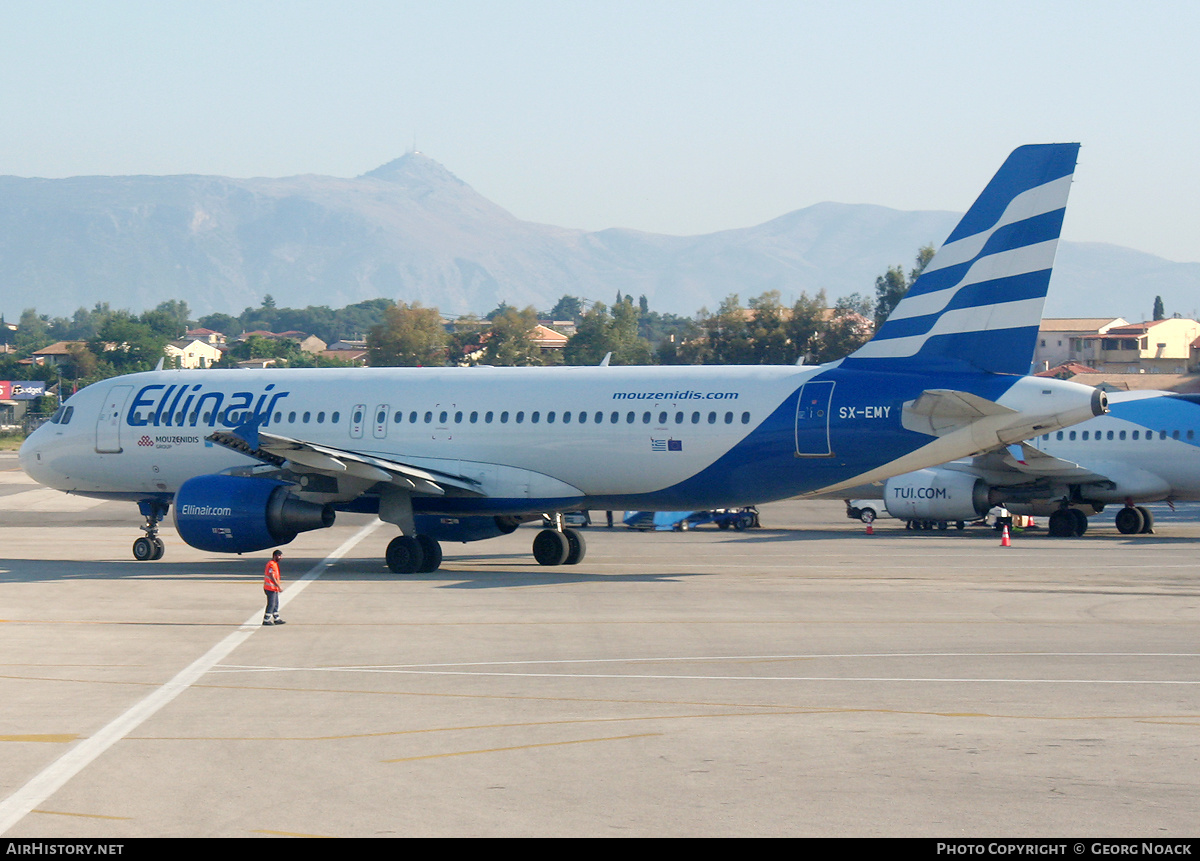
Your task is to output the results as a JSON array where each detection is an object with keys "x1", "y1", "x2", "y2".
[{"x1": 0, "y1": 555, "x2": 708, "y2": 587}]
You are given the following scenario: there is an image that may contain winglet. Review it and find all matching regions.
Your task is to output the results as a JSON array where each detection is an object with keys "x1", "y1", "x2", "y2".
[
  {"x1": 845, "y1": 143, "x2": 1081, "y2": 375},
  {"x1": 230, "y1": 413, "x2": 263, "y2": 450}
]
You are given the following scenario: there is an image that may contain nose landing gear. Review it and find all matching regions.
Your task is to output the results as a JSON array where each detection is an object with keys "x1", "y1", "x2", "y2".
[{"x1": 133, "y1": 499, "x2": 169, "y2": 561}]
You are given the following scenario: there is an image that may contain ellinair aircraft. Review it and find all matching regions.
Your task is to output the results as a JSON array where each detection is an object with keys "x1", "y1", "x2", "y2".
[
  {"x1": 873, "y1": 389, "x2": 1200, "y2": 537},
  {"x1": 19, "y1": 144, "x2": 1106, "y2": 573}
]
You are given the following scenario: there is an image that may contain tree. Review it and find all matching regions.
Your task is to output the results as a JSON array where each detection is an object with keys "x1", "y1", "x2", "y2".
[
  {"x1": 565, "y1": 300, "x2": 653, "y2": 365},
  {"x1": 1154, "y1": 295, "x2": 1165, "y2": 321},
  {"x1": 482, "y1": 306, "x2": 544, "y2": 366},
  {"x1": 874, "y1": 243, "x2": 935, "y2": 328},
  {"x1": 367, "y1": 302, "x2": 447, "y2": 367}
]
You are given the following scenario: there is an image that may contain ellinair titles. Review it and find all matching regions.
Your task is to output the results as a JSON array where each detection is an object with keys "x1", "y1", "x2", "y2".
[{"x1": 20, "y1": 144, "x2": 1107, "y2": 571}]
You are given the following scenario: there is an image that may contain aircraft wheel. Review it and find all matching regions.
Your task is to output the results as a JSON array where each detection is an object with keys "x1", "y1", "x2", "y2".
[
  {"x1": 718, "y1": 520, "x2": 730, "y2": 529},
  {"x1": 416, "y1": 535, "x2": 442, "y2": 572},
  {"x1": 386, "y1": 536, "x2": 425, "y2": 574},
  {"x1": 955, "y1": 521, "x2": 965, "y2": 530},
  {"x1": 563, "y1": 528, "x2": 586, "y2": 565},
  {"x1": 1048, "y1": 510, "x2": 1074, "y2": 537},
  {"x1": 937, "y1": 520, "x2": 948, "y2": 531},
  {"x1": 1137, "y1": 506, "x2": 1154, "y2": 534},
  {"x1": 151, "y1": 537, "x2": 165, "y2": 560},
  {"x1": 1069, "y1": 508, "x2": 1088, "y2": 536},
  {"x1": 1114, "y1": 507, "x2": 1144, "y2": 535},
  {"x1": 133, "y1": 537, "x2": 156, "y2": 561},
  {"x1": 533, "y1": 529, "x2": 569, "y2": 566}
]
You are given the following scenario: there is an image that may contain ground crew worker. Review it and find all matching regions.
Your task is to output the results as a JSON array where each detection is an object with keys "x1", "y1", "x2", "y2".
[{"x1": 263, "y1": 549, "x2": 285, "y2": 626}]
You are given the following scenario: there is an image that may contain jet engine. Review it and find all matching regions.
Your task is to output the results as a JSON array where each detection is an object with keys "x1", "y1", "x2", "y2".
[
  {"x1": 883, "y1": 468, "x2": 990, "y2": 521},
  {"x1": 174, "y1": 475, "x2": 335, "y2": 553}
]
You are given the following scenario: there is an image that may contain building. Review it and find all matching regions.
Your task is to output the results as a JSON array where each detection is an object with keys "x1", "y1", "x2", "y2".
[
  {"x1": 1033, "y1": 318, "x2": 1127, "y2": 371},
  {"x1": 1077, "y1": 318, "x2": 1200, "y2": 375},
  {"x1": 164, "y1": 338, "x2": 224, "y2": 369}
]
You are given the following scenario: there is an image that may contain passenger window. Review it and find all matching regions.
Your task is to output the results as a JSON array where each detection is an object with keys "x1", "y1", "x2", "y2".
[
  {"x1": 675, "y1": 411, "x2": 683, "y2": 424},
  {"x1": 394, "y1": 411, "x2": 402, "y2": 423},
  {"x1": 1082, "y1": 431, "x2": 1089, "y2": 440},
  {"x1": 500, "y1": 411, "x2": 509, "y2": 423},
  {"x1": 658, "y1": 411, "x2": 667, "y2": 424},
  {"x1": 303, "y1": 412, "x2": 311, "y2": 423},
  {"x1": 1069, "y1": 431, "x2": 1076, "y2": 440},
  {"x1": 318, "y1": 412, "x2": 325, "y2": 423},
  {"x1": 1173, "y1": 430, "x2": 1180, "y2": 439},
  {"x1": 692, "y1": 411, "x2": 700, "y2": 424},
  {"x1": 274, "y1": 411, "x2": 281, "y2": 423},
  {"x1": 547, "y1": 412, "x2": 556, "y2": 424},
  {"x1": 515, "y1": 411, "x2": 524, "y2": 423},
  {"x1": 610, "y1": 411, "x2": 618, "y2": 423},
  {"x1": 439, "y1": 411, "x2": 448, "y2": 423},
  {"x1": 1132, "y1": 431, "x2": 1139, "y2": 440},
  {"x1": 1056, "y1": 431, "x2": 1063, "y2": 440},
  {"x1": 643, "y1": 412, "x2": 651, "y2": 424},
  {"x1": 532, "y1": 411, "x2": 540, "y2": 423},
  {"x1": 1106, "y1": 430, "x2": 1113, "y2": 440},
  {"x1": 708, "y1": 412, "x2": 717, "y2": 424},
  {"x1": 424, "y1": 412, "x2": 432, "y2": 423},
  {"x1": 454, "y1": 411, "x2": 462, "y2": 423},
  {"x1": 470, "y1": 411, "x2": 478, "y2": 423},
  {"x1": 288, "y1": 411, "x2": 297, "y2": 423},
  {"x1": 563, "y1": 412, "x2": 571, "y2": 424},
  {"x1": 1119, "y1": 430, "x2": 1126, "y2": 440},
  {"x1": 741, "y1": 412, "x2": 750, "y2": 424},
  {"x1": 724, "y1": 412, "x2": 733, "y2": 424},
  {"x1": 331, "y1": 412, "x2": 340, "y2": 423},
  {"x1": 485, "y1": 411, "x2": 493, "y2": 423},
  {"x1": 626, "y1": 412, "x2": 635, "y2": 423}
]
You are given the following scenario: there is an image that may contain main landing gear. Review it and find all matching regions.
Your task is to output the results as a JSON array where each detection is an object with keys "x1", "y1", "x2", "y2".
[
  {"x1": 1047, "y1": 507, "x2": 1089, "y2": 537},
  {"x1": 532, "y1": 526, "x2": 586, "y2": 566},
  {"x1": 1115, "y1": 503, "x2": 1155, "y2": 535},
  {"x1": 132, "y1": 500, "x2": 169, "y2": 561},
  {"x1": 385, "y1": 534, "x2": 443, "y2": 574},
  {"x1": 383, "y1": 518, "x2": 588, "y2": 573}
]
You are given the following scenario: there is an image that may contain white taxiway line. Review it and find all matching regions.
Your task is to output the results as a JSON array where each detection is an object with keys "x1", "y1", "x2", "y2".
[{"x1": 0, "y1": 519, "x2": 383, "y2": 836}]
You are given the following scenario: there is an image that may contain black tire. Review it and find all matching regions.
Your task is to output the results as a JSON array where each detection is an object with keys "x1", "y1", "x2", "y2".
[
  {"x1": 416, "y1": 535, "x2": 442, "y2": 572},
  {"x1": 563, "y1": 528, "x2": 586, "y2": 565},
  {"x1": 533, "y1": 529, "x2": 569, "y2": 566},
  {"x1": 132, "y1": 537, "x2": 155, "y2": 561},
  {"x1": 1114, "y1": 506, "x2": 1144, "y2": 535},
  {"x1": 1069, "y1": 508, "x2": 1088, "y2": 536},
  {"x1": 151, "y1": 537, "x2": 165, "y2": 560},
  {"x1": 1048, "y1": 509, "x2": 1073, "y2": 537},
  {"x1": 1136, "y1": 506, "x2": 1155, "y2": 534},
  {"x1": 386, "y1": 536, "x2": 425, "y2": 574}
]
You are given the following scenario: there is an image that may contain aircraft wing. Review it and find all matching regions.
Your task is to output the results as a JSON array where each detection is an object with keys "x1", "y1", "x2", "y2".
[
  {"x1": 965, "y1": 443, "x2": 1109, "y2": 485},
  {"x1": 206, "y1": 428, "x2": 484, "y2": 497}
]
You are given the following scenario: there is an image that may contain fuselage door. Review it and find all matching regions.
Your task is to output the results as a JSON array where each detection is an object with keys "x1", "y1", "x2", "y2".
[
  {"x1": 95, "y1": 385, "x2": 132, "y2": 454},
  {"x1": 373, "y1": 404, "x2": 390, "y2": 439},
  {"x1": 350, "y1": 404, "x2": 366, "y2": 439},
  {"x1": 795, "y1": 380, "x2": 835, "y2": 457}
]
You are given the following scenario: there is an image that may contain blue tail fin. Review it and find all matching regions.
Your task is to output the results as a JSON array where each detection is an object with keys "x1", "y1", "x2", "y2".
[{"x1": 845, "y1": 143, "x2": 1080, "y2": 375}]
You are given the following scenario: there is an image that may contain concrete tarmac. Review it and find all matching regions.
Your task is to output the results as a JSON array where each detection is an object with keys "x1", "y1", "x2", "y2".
[{"x1": 1, "y1": 452, "x2": 1198, "y2": 837}]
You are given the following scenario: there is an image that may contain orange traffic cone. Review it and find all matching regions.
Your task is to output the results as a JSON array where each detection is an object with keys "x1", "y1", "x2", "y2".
[
  {"x1": 1000, "y1": 525, "x2": 1011, "y2": 547},
  {"x1": 865, "y1": 522, "x2": 874, "y2": 535}
]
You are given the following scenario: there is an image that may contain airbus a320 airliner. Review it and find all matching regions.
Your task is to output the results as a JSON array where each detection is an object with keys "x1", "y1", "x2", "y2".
[{"x1": 20, "y1": 144, "x2": 1105, "y2": 572}]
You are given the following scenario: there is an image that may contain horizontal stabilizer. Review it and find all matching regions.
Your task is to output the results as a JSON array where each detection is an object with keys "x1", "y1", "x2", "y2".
[{"x1": 900, "y1": 389, "x2": 1015, "y2": 437}]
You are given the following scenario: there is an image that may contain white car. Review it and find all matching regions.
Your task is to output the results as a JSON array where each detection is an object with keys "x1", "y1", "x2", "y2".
[{"x1": 845, "y1": 500, "x2": 890, "y2": 524}]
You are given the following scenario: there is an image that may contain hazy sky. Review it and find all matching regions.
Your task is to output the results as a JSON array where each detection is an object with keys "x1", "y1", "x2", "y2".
[{"x1": 3, "y1": 1, "x2": 1198, "y2": 262}]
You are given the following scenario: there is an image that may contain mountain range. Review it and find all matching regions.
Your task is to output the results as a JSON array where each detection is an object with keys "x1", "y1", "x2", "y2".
[{"x1": 1, "y1": 152, "x2": 1196, "y2": 323}]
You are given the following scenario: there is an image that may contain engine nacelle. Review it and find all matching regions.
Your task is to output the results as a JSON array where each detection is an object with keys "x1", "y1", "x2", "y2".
[
  {"x1": 174, "y1": 475, "x2": 335, "y2": 553},
  {"x1": 413, "y1": 514, "x2": 528, "y2": 543},
  {"x1": 884, "y1": 468, "x2": 990, "y2": 521}
]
